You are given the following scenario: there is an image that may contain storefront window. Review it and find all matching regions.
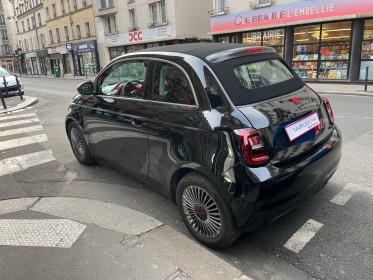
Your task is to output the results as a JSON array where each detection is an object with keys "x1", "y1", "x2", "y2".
[
  {"x1": 109, "y1": 46, "x2": 126, "y2": 60},
  {"x1": 293, "y1": 21, "x2": 352, "y2": 80},
  {"x1": 243, "y1": 28, "x2": 285, "y2": 56},
  {"x1": 360, "y1": 19, "x2": 373, "y2": 80}
]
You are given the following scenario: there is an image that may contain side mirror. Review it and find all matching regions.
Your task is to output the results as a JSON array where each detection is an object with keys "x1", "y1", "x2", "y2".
[{"x1": 77, "y1": 81, "x2": 94, "y2": 95}]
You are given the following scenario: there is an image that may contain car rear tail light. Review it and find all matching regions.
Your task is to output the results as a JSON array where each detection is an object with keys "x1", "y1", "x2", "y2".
[
  {"x1": 233, "y1": 128, "x2": 269, "y2": 167},
  {"x1": 322, "y1": 97, "x2": 335, "y2": 124}
]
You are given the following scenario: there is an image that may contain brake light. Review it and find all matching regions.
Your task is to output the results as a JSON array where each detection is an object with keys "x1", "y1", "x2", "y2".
[
  {"x1": 322, "y1": 97, "x2": 335, "y2": 124},
  {"x1": 245, "y1": 48, "x2": 265, "y2": 54},
  {"x1": 233, "y1": 128, "x2": 269, "y2": 167}
]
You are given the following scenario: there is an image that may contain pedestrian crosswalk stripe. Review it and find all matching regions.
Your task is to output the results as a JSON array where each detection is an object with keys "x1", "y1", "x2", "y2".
[
  {"x1": 0, "y1": 113, "x2": 37, "y2": 121},
  {"x1": 0, "y1": 125, "x2": 43, "y2": 138},
  {"x1": 0, "y1": 118, "x2": 39, "y2": 129},
  {"x1": 0, "y1": 134, "x2": 48, "y2": 151},
  {"x1": 283, "y1": 219, "x2": 323, "y2": 253},
  {"x1": 0, "y1": 150, "x2": 55, "y2": 177}
]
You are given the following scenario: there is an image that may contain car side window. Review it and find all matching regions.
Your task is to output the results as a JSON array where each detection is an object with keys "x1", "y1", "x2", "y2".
[
  {"x1": 152, "y1": 62, "x2": 196, "y2": 105},
  {"x1": 97, "y1": 60, "x2": 148, "y2": 99}
]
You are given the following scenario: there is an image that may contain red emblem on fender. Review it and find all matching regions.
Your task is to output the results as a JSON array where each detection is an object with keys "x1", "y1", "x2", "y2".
[{"x1": 290, "y1": 97, "x2": 302, "y2": 105}]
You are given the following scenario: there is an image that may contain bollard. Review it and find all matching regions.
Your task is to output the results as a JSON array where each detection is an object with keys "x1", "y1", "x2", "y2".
[
  {"x1": 0, "y1": 90, "x2": 6, "y2": 109},
  {"x1": 2, "y1": 76, "x2": 9, "y2": 98},
  {"x1": 364, "y1": 66, "x2": 369, "y2": 92},
  {"x1": 15, "y1": 75, "x2": 23, "y2": 100}
]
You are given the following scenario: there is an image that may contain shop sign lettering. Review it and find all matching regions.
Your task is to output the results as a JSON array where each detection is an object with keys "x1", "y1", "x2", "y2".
[
  {"x1": 129, "y1": 31, "x2": 143, "y2": 42},
  {"x1": 250, "y1": 29, "x2": 281, "y2": 41}
]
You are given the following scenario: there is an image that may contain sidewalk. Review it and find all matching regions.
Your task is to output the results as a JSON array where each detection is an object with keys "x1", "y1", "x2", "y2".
[
  {"x1": 306, "y1": 82, "x2": 373, "y2": 97},
  {"x1": 0, "y1": 95, "x2": 38, "y2": 114}
]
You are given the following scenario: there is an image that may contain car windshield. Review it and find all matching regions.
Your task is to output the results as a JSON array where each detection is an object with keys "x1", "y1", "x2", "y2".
[
  {"x1": 0, "y1": 68, "x2": 11, "y2": 77},
  {"x1": 234, "y1": 59, "x2": 294, "y2": 90}
]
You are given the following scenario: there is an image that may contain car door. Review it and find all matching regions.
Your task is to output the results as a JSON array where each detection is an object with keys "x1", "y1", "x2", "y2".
[
  {"x1": 84, "y1": 58, "x2": 151, "y2": 177},
  {"x1": 146, "y1": 59, "x2": 217, "y2": 188}
]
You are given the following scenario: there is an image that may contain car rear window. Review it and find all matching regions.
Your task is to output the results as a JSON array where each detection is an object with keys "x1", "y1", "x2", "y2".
[
  {"x1": 234, "y1": 59, "x2": 294, "y2": 90},
  {"x1": 208, "y1": 53, "x2": 304, "y2": 106}
]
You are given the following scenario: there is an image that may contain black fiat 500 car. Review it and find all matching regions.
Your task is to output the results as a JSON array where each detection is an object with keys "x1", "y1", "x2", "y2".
[{"x1": 66, "y1": 43, "x2": 341, "y2": 248}]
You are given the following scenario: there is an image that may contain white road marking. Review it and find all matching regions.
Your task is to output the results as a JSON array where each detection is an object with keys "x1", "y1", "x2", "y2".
[
  {"x1": 0, "y1": 118, "x2": 39, "y2": 129},
  {"x1": 0, "y1": 219, "x2": 86, "y2": 248},
  {"x1": 0, "y1": 134, "x2": 48, "y2": 151},
  {"x1": 284, "y1": 219, "x2": 323, "y2": 253},
  {"x1": 330, "y1": 183, "x2": 372, "y2": 205},
  {"x1": 0, "y1": 150, "x2": 55, "y2": 177},
  {"x1": 0, "y1": 125, "x2": 43, "y2": 137},
  {"x1": 0, "y1": 113, "x2": 36, "y2": 121}
]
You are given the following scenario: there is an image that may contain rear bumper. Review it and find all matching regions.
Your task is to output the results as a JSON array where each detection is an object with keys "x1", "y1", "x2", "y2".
[{"x1": 232, "y1": 126, "x2": 342, "y2": 231}]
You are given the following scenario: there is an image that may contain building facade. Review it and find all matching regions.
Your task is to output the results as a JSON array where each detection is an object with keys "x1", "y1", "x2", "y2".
[
  {"x1": 210, "y1": 0, "x2": 373, "y2": 82},
  {"x1": 93, "y1": 0, "x2": 212, "y2": 68},
  {"x1": 9, "y1": 0, "x2": 47, "y2": 75},
  {"x1": 44, "y1": 0, "x2": 98, "y2": 76},
  {"x1": 0, "y1": 0, "x2": 17, "y2": 72}
]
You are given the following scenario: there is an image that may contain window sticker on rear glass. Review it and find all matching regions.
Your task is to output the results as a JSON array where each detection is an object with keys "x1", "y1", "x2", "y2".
[{"x1": 285, "y1": 112, "x2": 320, "y2": 141}]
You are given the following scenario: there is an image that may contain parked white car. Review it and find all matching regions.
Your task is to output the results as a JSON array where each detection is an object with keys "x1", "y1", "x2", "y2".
[{"x1": 0, "y1": 68, "x2": 24, "y2": 96}]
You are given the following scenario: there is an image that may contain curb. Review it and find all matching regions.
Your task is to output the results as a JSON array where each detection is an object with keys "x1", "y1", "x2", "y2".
[{"x1": 0, "y1": 96, "x2": 38, "y2": 114}]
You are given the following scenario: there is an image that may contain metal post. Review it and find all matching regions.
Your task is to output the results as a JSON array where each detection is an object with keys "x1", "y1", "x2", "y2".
[
  {"x1": 15, "y1": 75, "x2": 23, "y2": 100},
  {"x1": 2, "y1": 76, "x2": 9, "y2": 98},
  {"x1": 0, "y1": 91, "x2": 6, "y2": 109},
  {"x1": 364, "y1": 66, "x2": 369, "y2": 92}
]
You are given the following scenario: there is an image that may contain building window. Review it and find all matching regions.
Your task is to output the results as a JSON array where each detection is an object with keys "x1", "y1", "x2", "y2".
[
  {"x1": 76, "y1": 24, "x2": 81, "y2": 39},
  {"x1": 214, "y1": 0, "x2": 226, "y2": 13},
  {"x1": 72, "y1": 0, "x2": 77, "y2": 10},
  {"x1": 149, "y1": 1, "x2": 166, "y2": 26},
  {"x1": 52, "y1": 4, "x2": 56, "y2": 18},
  {"x1": 360, "y1": 19, "x2": 373, "y2": 81},
  {"x1": 49, "y1": 29, "x2": 53, "y2": 44},
  {"x1": 82, "y1": 0, "x2": 87, "y2": 8},
  {"x1": 1, "y1": 30, "x2": 8, "y2": 41},
  {"x1": 60, "y1": 0, "x2": 65, "y2": 14},
  {"x1": 46, "y1": 7, "x2": 50, "y2": 20},
  {"x1": 27, "y1": 19, "x2": 30, "y2": 30},
  {"x1": 31, "y1": 16, "x2": 36, "y2": 28},
  {"x1": 0, "y1": 15, "x2": 5, "y2": 26},
  {"x1": 160, "y1": 0, "x2": 166, "y2": 23},
  {"x1": 16, "y1": 21, "x2": 20, "y2": 33},
  {"x1": 129, "y1": 9, "x2": 136, "y2": 30},
  {"x1": 37, "y1": 13, "x2": 42, "y2": 26},
  {"x1": 292, "y1": 21, "x2": 351, "y2": 80},
  {"x1": 56, "y1": 28, "x2": 60, "y2": 43},
  {"x1": 40, "y1": 34, "x2": 46, "y2": 48},
  {"x1": 2, "y1": 45, "x2": 12, "y2": 55},
  {"x1": 100, "y1": 0, "x2": 114, "y2": 9},
  {"x1": 149, "y1": 3, "x2": 158, "y2": 25},
  {"x1": 243, "y1": 28, "x2": 285, "y2": 56},
  {"x1": 22, "y1": 21, "x2": 25, "y2": 32},
  {"x1": 64, "y1": 25, "x2": 69, "y2": 41},
  {"x1": 106, "y1": 16, "x2": 116, "y2": 34},
  {"x1": 85, "y1": 21, "x2": 91, "y2": 37},
  {"x1": 100, "y1": 0, "x2": 106, "y2": 9}
]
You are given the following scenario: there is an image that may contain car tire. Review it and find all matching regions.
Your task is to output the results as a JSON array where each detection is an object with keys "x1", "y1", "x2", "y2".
[
  {"x1": 68, "y1": 122, "x2": 95, "y2": 165},
  {"x1": 176, "y1": 172, "x2": 239, "y2": 249}
]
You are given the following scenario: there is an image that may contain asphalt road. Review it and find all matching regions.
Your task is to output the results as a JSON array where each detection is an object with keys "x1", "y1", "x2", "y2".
[{"x1": 1, "y1": 77, "x2": 372, "y2": 280}]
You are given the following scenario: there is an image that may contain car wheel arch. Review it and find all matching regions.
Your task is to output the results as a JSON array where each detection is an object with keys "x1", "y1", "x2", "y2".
[{"x1": 168, "y1": 163, "x2": 229, "y2": 204}]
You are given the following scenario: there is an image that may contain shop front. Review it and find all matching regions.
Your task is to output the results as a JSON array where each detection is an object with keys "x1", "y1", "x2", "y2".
[
  {"x1": 47, "y1": 44, "x2": 73, "y2": 76},
  {"x1": 210, "y1": 0, "x2": 373, "y2": 82},
  {"x1": 106, "y1": 25, "x2": 178, "y2": 61},
  {"x1": 73, "y1": 40, "x2": 99, "y2": 76},
  {"x1": 36, "y1": 50, "x2": 48, "y2": 75},
  {"x1": 25, "y1": 52, "x2": 38, "y2": 75}
]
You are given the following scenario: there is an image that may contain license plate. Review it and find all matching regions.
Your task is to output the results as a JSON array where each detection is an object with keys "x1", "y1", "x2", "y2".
[{"x1": 285, "y1": 112, "x2": 320, "y2": 141}]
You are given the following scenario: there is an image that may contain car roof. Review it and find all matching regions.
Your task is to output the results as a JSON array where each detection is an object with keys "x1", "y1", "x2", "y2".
[{"x1": 135, "y1": 43, "x2": 276, "y2": 63}]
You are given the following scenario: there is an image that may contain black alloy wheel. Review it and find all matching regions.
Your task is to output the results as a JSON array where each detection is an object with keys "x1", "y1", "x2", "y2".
[
  {"x1": 176, "y1": 172, "x2": 239, "y2": 249},
  {"x1": 68, "y1": 122, "x2": 95, "y2": 165}
]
